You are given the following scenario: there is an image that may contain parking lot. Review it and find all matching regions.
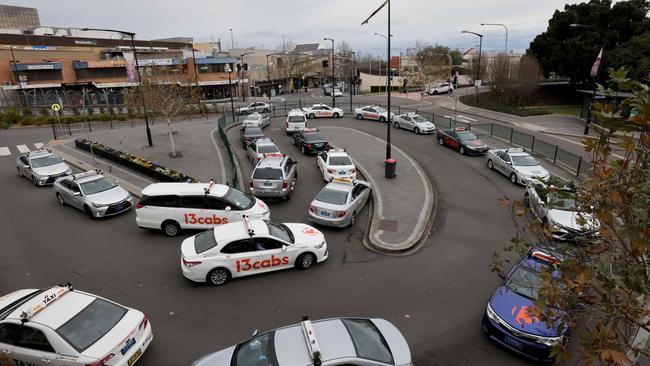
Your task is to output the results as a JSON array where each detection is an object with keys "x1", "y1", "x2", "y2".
[{"x1": 1, "y1": 109, "x2": 546, "y2": 365}]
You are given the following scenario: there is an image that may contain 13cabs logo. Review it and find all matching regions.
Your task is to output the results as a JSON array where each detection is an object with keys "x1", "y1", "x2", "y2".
[
  {"x1": 184, "y1": 213, "x2": 228, "y2": 225},
  {"x1": 236, "y1": 255, "x2": 289, "y2": 272}
]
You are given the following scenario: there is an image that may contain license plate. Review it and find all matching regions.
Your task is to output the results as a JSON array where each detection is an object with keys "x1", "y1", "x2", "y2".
[
  {"x1": 127, "y1": 348, "x2": 142, "y2": 366},
  {"x1": 120, "y1": 338, "x2": 136, "y2": 355},
  {"x1": 314, "y1": 143, "x2": 323, "y2": 147},
  {"x1": 264, "y1": 182, "x2": 272, "y2": 187},
  {"x1": 503, "y1": 335, "x2": 523, "y2": 349},
  {"x1": 338, "y1": 171, "x2": 346, "y2": 175},
  {"x1": 321, "y1": 211, "x2": 330, "y2": 217}
]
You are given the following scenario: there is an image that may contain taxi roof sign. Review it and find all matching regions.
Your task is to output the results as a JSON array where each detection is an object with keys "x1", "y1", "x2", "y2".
[
  {"x1": 20, "y1": 284, "x2": 73, "y2": 323},
  {"x1": 331, "y1": 177, "x2": 354, "y2": 184},
  {"x1": 453, "y1": 127, "x2": 467, "y2": 132},
  {"x1": 531, "y1": 250, "x2": 561, "y2": 265},
  {"x1": 242, "y1": 215, "x2": 254, "y2": 236},
  {"x1": 301, "y1": 316, "x2": 322, "y2": 366}
]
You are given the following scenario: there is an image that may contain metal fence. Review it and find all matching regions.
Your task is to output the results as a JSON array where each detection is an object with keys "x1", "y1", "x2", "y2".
[{"x1": 217, "y1": 115, "x2": 239, "y2": 189}]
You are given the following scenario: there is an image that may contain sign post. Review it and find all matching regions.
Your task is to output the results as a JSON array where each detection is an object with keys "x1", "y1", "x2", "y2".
[{"x1": 51, "y1": 103, "x2": 62, "y2": 138}]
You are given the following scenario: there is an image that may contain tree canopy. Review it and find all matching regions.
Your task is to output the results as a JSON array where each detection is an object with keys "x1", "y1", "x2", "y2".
[{"x1": 528, "y1": 0, "x2": 650, "y2": 84}]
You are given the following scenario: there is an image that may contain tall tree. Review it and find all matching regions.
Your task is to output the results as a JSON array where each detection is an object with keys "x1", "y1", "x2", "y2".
[
  {"x1": 528, "y1": 0, "x2": 650, "y2": 84},
  {"x1": 405, "y1": 42, "x2": 452, "y2": 108}
]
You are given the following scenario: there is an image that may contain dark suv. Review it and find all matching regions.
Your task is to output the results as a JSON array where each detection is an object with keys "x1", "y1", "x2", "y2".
[
  {"x1": 293, "y1": 129, "x2": 331, "y2": 155},
  {"x1": 240, "y1": 126, "x2": 265, "y2": 149}
]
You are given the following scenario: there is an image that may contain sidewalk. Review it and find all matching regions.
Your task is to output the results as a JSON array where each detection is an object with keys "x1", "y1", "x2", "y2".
[{"x1": 318, "y1": 126, "x2": 436, "y2": 253}]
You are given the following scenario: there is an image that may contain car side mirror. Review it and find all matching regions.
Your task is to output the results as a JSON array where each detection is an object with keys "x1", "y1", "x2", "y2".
[
  {"x1": 73, "y1": 191, "x2": 81, "y2": 197},
  {"x1": 497, "y1": 271, "x2": 506, "y2": 280},
  {"x1": 225, "y1": 206, "x2": 232, "y2": 212},
  {"x1": 505, "y1": 162, "x2": 512, "y2": 166},
  {"x1": 251, "y1": 329, "x2": 259, "y2": 337},
  {"x1": 282, "y1": 245, "x2": 287, "y2": 252}
]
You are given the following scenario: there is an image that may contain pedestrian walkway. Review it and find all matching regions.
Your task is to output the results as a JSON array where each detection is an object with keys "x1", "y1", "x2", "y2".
[
  {"x1": 318, "y1": 126, "x2": 435, "y2": 253},
  {"x1": 0, "y1": 142, "x2": 46, "y2": 157}
]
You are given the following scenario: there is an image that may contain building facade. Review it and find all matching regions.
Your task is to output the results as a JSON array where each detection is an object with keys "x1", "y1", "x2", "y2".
[{"x1": 0, "y1": 5, "x2": 40, "y2": 31}]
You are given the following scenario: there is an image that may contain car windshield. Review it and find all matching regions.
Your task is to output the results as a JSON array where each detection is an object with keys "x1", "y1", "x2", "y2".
[
  {"x1": 253, "y1": 168, "x2": 283, "y2": 180},
  {"x1": 245, "y1": 127, "x2": 263, "y2": 136},
  {"x1": 56, "y1": 298, "x2": 127, "y2": 352},
  {"x1": 550, "y1": 196, "x2": 578, "y2": 211},
  {"x1": 341, "y1": 319, "x2": 394, "y2": 364},
  {"x1": 329, "y1": 156, "x2": 352, "y2": 166},
  {"x1": 222, "y1": 188, "x2": 255, "y2": 210},
  {"x1": 304, "y1": 133, "x2": 324, "y2": 142},
  {"x1": 194, "y1": 230, "x2": 218, "y2": 254},
  {"x1": 288, "y1": 115, "x2": 305, "y2": 122},
  {"x1": 233, "y1": 332, "x2": 276, "y2": 366},
  {"x1": 412, "y1": 115, "x2": 427, "y2": 122},
  {"x1": 30, "y1": 155, "x2": 63, "y2": 168},
  {"x1": 512, "y1": 155, "x2": 539, "y2": 166},
  {"x1": 258, "y1": 145, "x2": 279, "y2": 154},
  {"x1": 506, "y1": 266, "x2": 541, "y2": 300},
  {"x1": 457, "y1": 131, "x2": 478, "y2": 141},
  {"x1": 245, "y1": 115, "x2": 261, "y2": 121},
  {"x1": 375, "y1": 107, "x2": 386, "y2": 113},
  {"x1": 80, "y1": 177, "x2": 117, "y2": 195},
  {"x1": 266, "y1": 221, "x2": 295, "y2": 244},
  {"x1": 316, "y1": 188, "x2": 348, "y2": 205}
]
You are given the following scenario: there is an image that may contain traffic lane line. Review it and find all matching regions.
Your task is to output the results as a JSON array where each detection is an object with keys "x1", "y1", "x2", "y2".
[
  {"x1": 34, "y1": 142, "x2": 44, "y2": 149},
  {"x1": 0, "y1": 147, "x2": 10, "y2": 156},
  {"x1": 17, "y1": 144, "x2": 30, "y2": 153}
]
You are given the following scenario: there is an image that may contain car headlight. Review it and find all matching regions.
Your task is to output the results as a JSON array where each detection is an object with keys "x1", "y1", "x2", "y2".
[
  {"x1": 532, "y1": 333, "x2": 564, "y2": 347},
  {"x1": 486, "y1": 302, "x2": 501, "y2": 322},
  {"x1": 92, "y1": 202, "x2": 108, "y2": 208}
]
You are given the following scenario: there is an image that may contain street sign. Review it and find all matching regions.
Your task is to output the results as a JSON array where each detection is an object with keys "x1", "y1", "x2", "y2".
[{"x1": 51, "y1": 103, "x2": 61, "y2": 111}]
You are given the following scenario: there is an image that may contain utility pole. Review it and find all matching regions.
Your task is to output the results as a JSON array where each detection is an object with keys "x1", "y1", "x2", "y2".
[
  {"x1": 324, "y1": 37, "x2": 335, "y2": 108},
  {"x1": 462, "y1": 30, "x2": 483, "y2": 108}
]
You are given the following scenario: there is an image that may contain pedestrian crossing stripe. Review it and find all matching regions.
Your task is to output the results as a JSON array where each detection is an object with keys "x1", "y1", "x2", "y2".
[
  {"x1": 34, "y1": 143, "x2": 44, "y2": 149},
  {"x1": 0, "y1": 143, "x2": 44, "y2": 157},
  {"x1": 16, "y1": 145, "x2": 29, "y2": 153},
  {"x1": 0, "y1": 147, "x2": 9, "y2": 156}
]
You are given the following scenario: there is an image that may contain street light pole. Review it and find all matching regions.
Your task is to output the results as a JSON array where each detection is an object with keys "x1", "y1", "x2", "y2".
[
  {"x1": 82, "y1": 27, "x2": 153, "y2": 146},
  {"x1": 481, "y1": 23, "x2": 508, "y2": 53},
  {"x1": 9, "y1": 45, "x2": 25, "y2": 107},
  {"x1": 462, "y1": 30, "x2": 483, "y2": 108},
  {"x1": 189, "y1": 43, "x2": 206, "y2": 119},
  {"x1": 571, "y1": 23, "x2": 605, "y2": 135},
  {"x1": 225, "y1": 63, "x2": 235, "y2": 122},
  {"x1": 266, "y1": 54, "x2": 271, "y2": 100},
  {"x1": 229, "y1": 28, "x2": 234, "y2": 50},
  {"x1": 324, "y1": 37, "x2": 335, "y2": 107},
  {"x1": 240, "y1": 52, "x2": 254, "y2": 102}
]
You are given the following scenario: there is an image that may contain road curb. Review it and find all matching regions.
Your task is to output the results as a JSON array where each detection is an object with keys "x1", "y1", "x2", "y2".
[{"x1": 224, "y1": 121, "x2": 245, "y2": 190}]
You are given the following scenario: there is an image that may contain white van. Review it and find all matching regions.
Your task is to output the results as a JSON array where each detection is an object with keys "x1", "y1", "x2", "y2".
[
  {"x1": 286, "y1": 109, "x2": 307, "y2": 135},
  {"x1": 135, "y1": 181, "x2": 270, "y2": 236}
]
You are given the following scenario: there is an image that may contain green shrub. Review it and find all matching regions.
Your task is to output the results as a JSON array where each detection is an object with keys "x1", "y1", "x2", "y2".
[
  {"x1": 22, "y1": 108, "x2": 33, "y2": 117},
  {"x1": 45, "y1": 116, "x2": 56, "y2": 125},
  {"x1": 87, "y1": 107, "x2": 95, "y2": 116},
  {"x1": 39, "y1": 107, "x2": 49, "y2": 116},
  {"x1": 2, "y1": 108, "x2": 22, "y2": 125},
  {"x1": 100, "y1": 114, "x2": 111, "y2": 122},
  {"x1": 108, "y1": 107, "x2": 116, "y2": 115},
  {"x1": 127, "y1": 108, "x2": 135, "y2": 118},
  {"x1": 98, "y1": 106, "x2": 106, "y2": 115},
  {"x1": 71, "y1": 107, "x2": 80, "y2": 116},
  {"x1": 19, "y1": 117, "x2": 35, "y2": 126},
  {"x1": 117, "y1": 115, "x2": 127, "y2": 121}
]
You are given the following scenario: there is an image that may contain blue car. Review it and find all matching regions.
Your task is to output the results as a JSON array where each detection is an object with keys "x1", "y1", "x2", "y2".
[{"x1": 482, "y1": 247, "x2": 568, "y2": 363}]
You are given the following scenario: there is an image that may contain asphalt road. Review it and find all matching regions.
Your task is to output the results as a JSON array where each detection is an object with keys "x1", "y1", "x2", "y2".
[{"x1": 0, "y1": 113, "x2": 559, "y2": 366}]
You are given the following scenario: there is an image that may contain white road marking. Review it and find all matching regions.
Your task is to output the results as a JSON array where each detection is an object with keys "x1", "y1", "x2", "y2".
[
  {"x1": 33, "y1": 142, "x2": 44, "y2": 149},
  {"x1": 457, "y1": 115, "x2": 477, "y2": 121},
  {"x1": 542, "y1": 133, "x2": 626, "y2": 160},
  {"x1": 443, "y1": 115, "x2": 471, "y2": 123},
  {"x1": 0, "y1": 147, "x2": 10, "y2": 156},
  {"x1": 16, "y1": 145, "x2": 29, "y2": 153}
]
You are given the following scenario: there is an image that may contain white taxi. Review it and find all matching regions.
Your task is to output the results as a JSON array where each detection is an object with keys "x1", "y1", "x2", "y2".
[
  {"x1": 301, "y1": 104, "x2": 344, "y2": 119},
  {"x1": 354, "y1": 105, "x2": 394, "y2": 122},
  {"x1": 181, "y1": 217, "x2": 328, "y2": 286},
  {"x1": 0, "y1": 284, "x2": 152, "y2": 366},
  {"x1": 136, "y1": 181, "x2": 270, "y2": 237},
  {"x1": 316, "y1": 149, "x2": 357, "y2": 182}
]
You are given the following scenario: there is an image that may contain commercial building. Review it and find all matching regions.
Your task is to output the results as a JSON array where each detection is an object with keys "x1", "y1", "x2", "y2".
[
  {"x1": 0, "y1": 31, "x2": 244, "y2": 107},
  {"x1": 0, "y1": 4, "x2": 40, "y2": 31}
]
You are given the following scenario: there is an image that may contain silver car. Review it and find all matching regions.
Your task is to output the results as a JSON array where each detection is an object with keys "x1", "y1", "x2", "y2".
[
  {"x1": 54, "y1": 171, "x2": 133, "y2": 218},
  {"x1": 192, "y1": 317, "x2": 412, "y2": 366},
  {"x1": 242, "y1": 113, "x2": 271, "y2": 129},
  {"x1": 249, "y1": 155, "x2": 298, "y2": 200},
  {"x1": 524, "y1": 182, "x2": 600, "y2": 242},
  {"x1": 393, "y1": 113, "x2": 436, "y2": 134},
  {"x1": 309, "y1": 178, "x2": 371, "y2": 227},
  {"x1": 486, "y1": 148, "x2": 551, "y2": 185},
  {"x1": 236, "y1": 102, "x2": 272, "y2": 115},
  {"x1": 246, "y1": 138, "x2": 281, "y2": 164},
  {"x1": 16, "y1": 150, "x2": 72, "y2": 186}
]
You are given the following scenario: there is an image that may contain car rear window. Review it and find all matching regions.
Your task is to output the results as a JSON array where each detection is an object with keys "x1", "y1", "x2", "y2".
[
  {"x1": 56, "y1": 298, "x2": 127, "y2": 352},
  {"x1": 288, "y1": 115, "x2": 305, "y2": 122},
  {"x1": 329, "y1": 156, "x2": 352, "y2": 166},
  {"x1": 194, "y1": 230, "x2": 218, "y2": 254},
  {"x1": 253, "y1": 168, "x2": 283, "y2": 180},
  {"x1": 245, "y1": 127, "x2": 263, "y2": 136},
  {"x1": 258, "y1": 145, "x2": 279, "y2": 154},
  {"x1": 341, "y1": 319, "x2": 394, "y2": 364},
  {"x1": 457, "y1": 131, "x2": 478, "y2": 141},
  {"x1": 304, "y1": 133, "x2": 324, "y2": 142},
  {"x1": 316, "y1": 188, "x2": 348, "y2": 205}
]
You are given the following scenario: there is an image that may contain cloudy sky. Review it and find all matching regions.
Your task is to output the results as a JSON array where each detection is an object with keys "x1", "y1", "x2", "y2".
[{"x1": 7, "y1": 0, "x2": 584, "y2": 54}]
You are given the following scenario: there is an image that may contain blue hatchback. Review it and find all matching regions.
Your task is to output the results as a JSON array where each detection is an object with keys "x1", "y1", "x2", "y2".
[{"x1": 482, "y1": 247, "x2": 568, "y2": 363}]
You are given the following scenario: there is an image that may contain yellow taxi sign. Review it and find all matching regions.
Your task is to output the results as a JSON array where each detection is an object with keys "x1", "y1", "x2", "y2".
[
  {"x1": 51, "y1": 103, "x2": 61, "y2": 111},
  {"x1": 331, "y1": 177, "x2": 354, "y2": 184}
]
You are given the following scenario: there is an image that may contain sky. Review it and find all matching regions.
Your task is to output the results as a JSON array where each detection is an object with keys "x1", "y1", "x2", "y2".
[{"x1": 6, "y1": 0, "x2": 586, "y2": 55}]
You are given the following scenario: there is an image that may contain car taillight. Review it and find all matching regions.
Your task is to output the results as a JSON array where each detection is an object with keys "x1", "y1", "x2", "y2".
[
  {"x1": 86, "y1": 354, "x2": 114, "y2": 366},
  {"x1": 135, "y1": 204, "x2": 144, "y2": 209},
  {"x1": 306, "y1": 144, "x2": 313, "y2": 148},
  {"x1": 285, "y1": 122, "x2": 288, "y2": 128},
  {"x1": 249, "y1": 181, "x2": 254, "y2": 188},
  {"x1": 139, "y1": 314, "x2": 148, "y2": 331},
  {"x1": 282, "y1": 181, "x2": 288, "y2": 189},
  {"x1": 327, "y1": 168, "x2": 335, "y2": 173},
  {"x1": 334, "y1": 210, "x2": 347, "y2": 218},
  {"x1": 183, "y1": 258, "x2": 202, "y2": 267}
]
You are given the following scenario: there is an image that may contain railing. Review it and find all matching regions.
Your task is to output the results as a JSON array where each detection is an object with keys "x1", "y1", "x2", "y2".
[{"x1": 217, "y1": 114, "x2": 239, "y2": 188}]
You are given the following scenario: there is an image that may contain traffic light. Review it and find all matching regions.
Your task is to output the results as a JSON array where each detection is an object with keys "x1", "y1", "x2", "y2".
[
  {"x1": 243, "y1": 63, "x2": 248, "y2": 71},
  {"x1": 236, "y1": 63, "x2": 241, "y2": 71},
  {"x1": 322, "y1": 60, "x2": 328, "y2": 68}
]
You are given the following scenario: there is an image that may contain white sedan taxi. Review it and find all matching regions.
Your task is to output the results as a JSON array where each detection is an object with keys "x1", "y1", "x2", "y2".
[
  {"x1": 301, "y1": 104, "x2": 344, "y2": 119},
  {"x1": 0, "y1": 284, "x2": 152, "y2": 366},
  {"x1": 354, "y1": 105, "x2": 394, "y2": 122},
  {"x1": 316, "y1": 149, "x2": 357, "y2": 182},
  {"x1": 308, "y1": 178, "x2": 371, "y2": 228},
  {"x1": 486, "y1": 148, "x2": 551, "y2": 185},
  {"x1": 181, "y1": 217, "x2": 328, "y2": 286}
]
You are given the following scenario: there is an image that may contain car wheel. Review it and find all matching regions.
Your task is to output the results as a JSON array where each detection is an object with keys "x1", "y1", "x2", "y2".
[
  {"x1": 379, "y1": 116, "x2": 386, "y2": 122},
  {"x1": 333, "y1": 112, "x2": 339, "y2": 118},
  {"x1": 414, "y1": 127, "x2": 420, "y2": 134},
  {"x1": 356, "y1": 114, "x2": 363, "y2": 120},
  {"x1": 487, "y1": 159, "x2": 494, "y2": 169},
  {"x1": 393, "y1": 122, "x2": 400, "y2": 129},
  {"x1": 263, "y1": 108, "x2": 270, "y2": 113},
  {"x1": 438, "y1": 137, "x2": 444, "y2": 145},
  {"x1": 162, "y1": 220, "x2": 181, "y2": 237},
  {"x1": 433, "y1": 90, "x2": 439, "y2": 95},
  {"x1": 460, "y1": 146, "x2": 466, "y2": 155},
  {"x1": 510, "y1": 173, "x2": 518, "y2": 185},
  {"x1": 241, "y1": 110, "x2": 248, "y2": 115},
  {"x1": 309, "y1": 113, "x2": 315, "y2": 119},
  {"x1": 207, "y1": 268, "x2": 230, "y2": 286},
  {"x1": 301, "y1": 146, "x2": 306, "y2": 154},
  {"x1": 295, "y1": 253, "x2": 316, "y2": 269},
  {"x1": 524, "y1": 192, "x2": 530, "y2": 208},
  {"x1": 84, "y1": 205, "x2": 95, "y2": 219},
  {"x1": 56, "y1": 193, "x2": 65, "y2": 206}
]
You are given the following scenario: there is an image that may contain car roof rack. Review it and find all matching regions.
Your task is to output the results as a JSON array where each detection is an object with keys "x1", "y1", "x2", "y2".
[
  {"x1": 20, "y1": 283, "x2": 73, "y2": 324},
  {"x1": 204, "y1": 179, "x2": 216, "y2": 195},
  {"x1": 301, "y1": 316, "x2": 322, "y2": 366},
  {"x1": 28, "y1": 149, "x2": 52, "y2": 157},
  {"x1": 72, "y1": 170, "x2": 100, "y2": 181},
  {"x1": 242, "y1": 215, "x2": 254, "y2": 237},
  {"x1": 505, "y1": 148, "x2": 525, "y2": 153}
]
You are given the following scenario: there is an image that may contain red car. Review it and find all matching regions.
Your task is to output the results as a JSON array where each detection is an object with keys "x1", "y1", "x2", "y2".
[{"x1": 436, "y1": 127, "x2": 488, "y2": 155}]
